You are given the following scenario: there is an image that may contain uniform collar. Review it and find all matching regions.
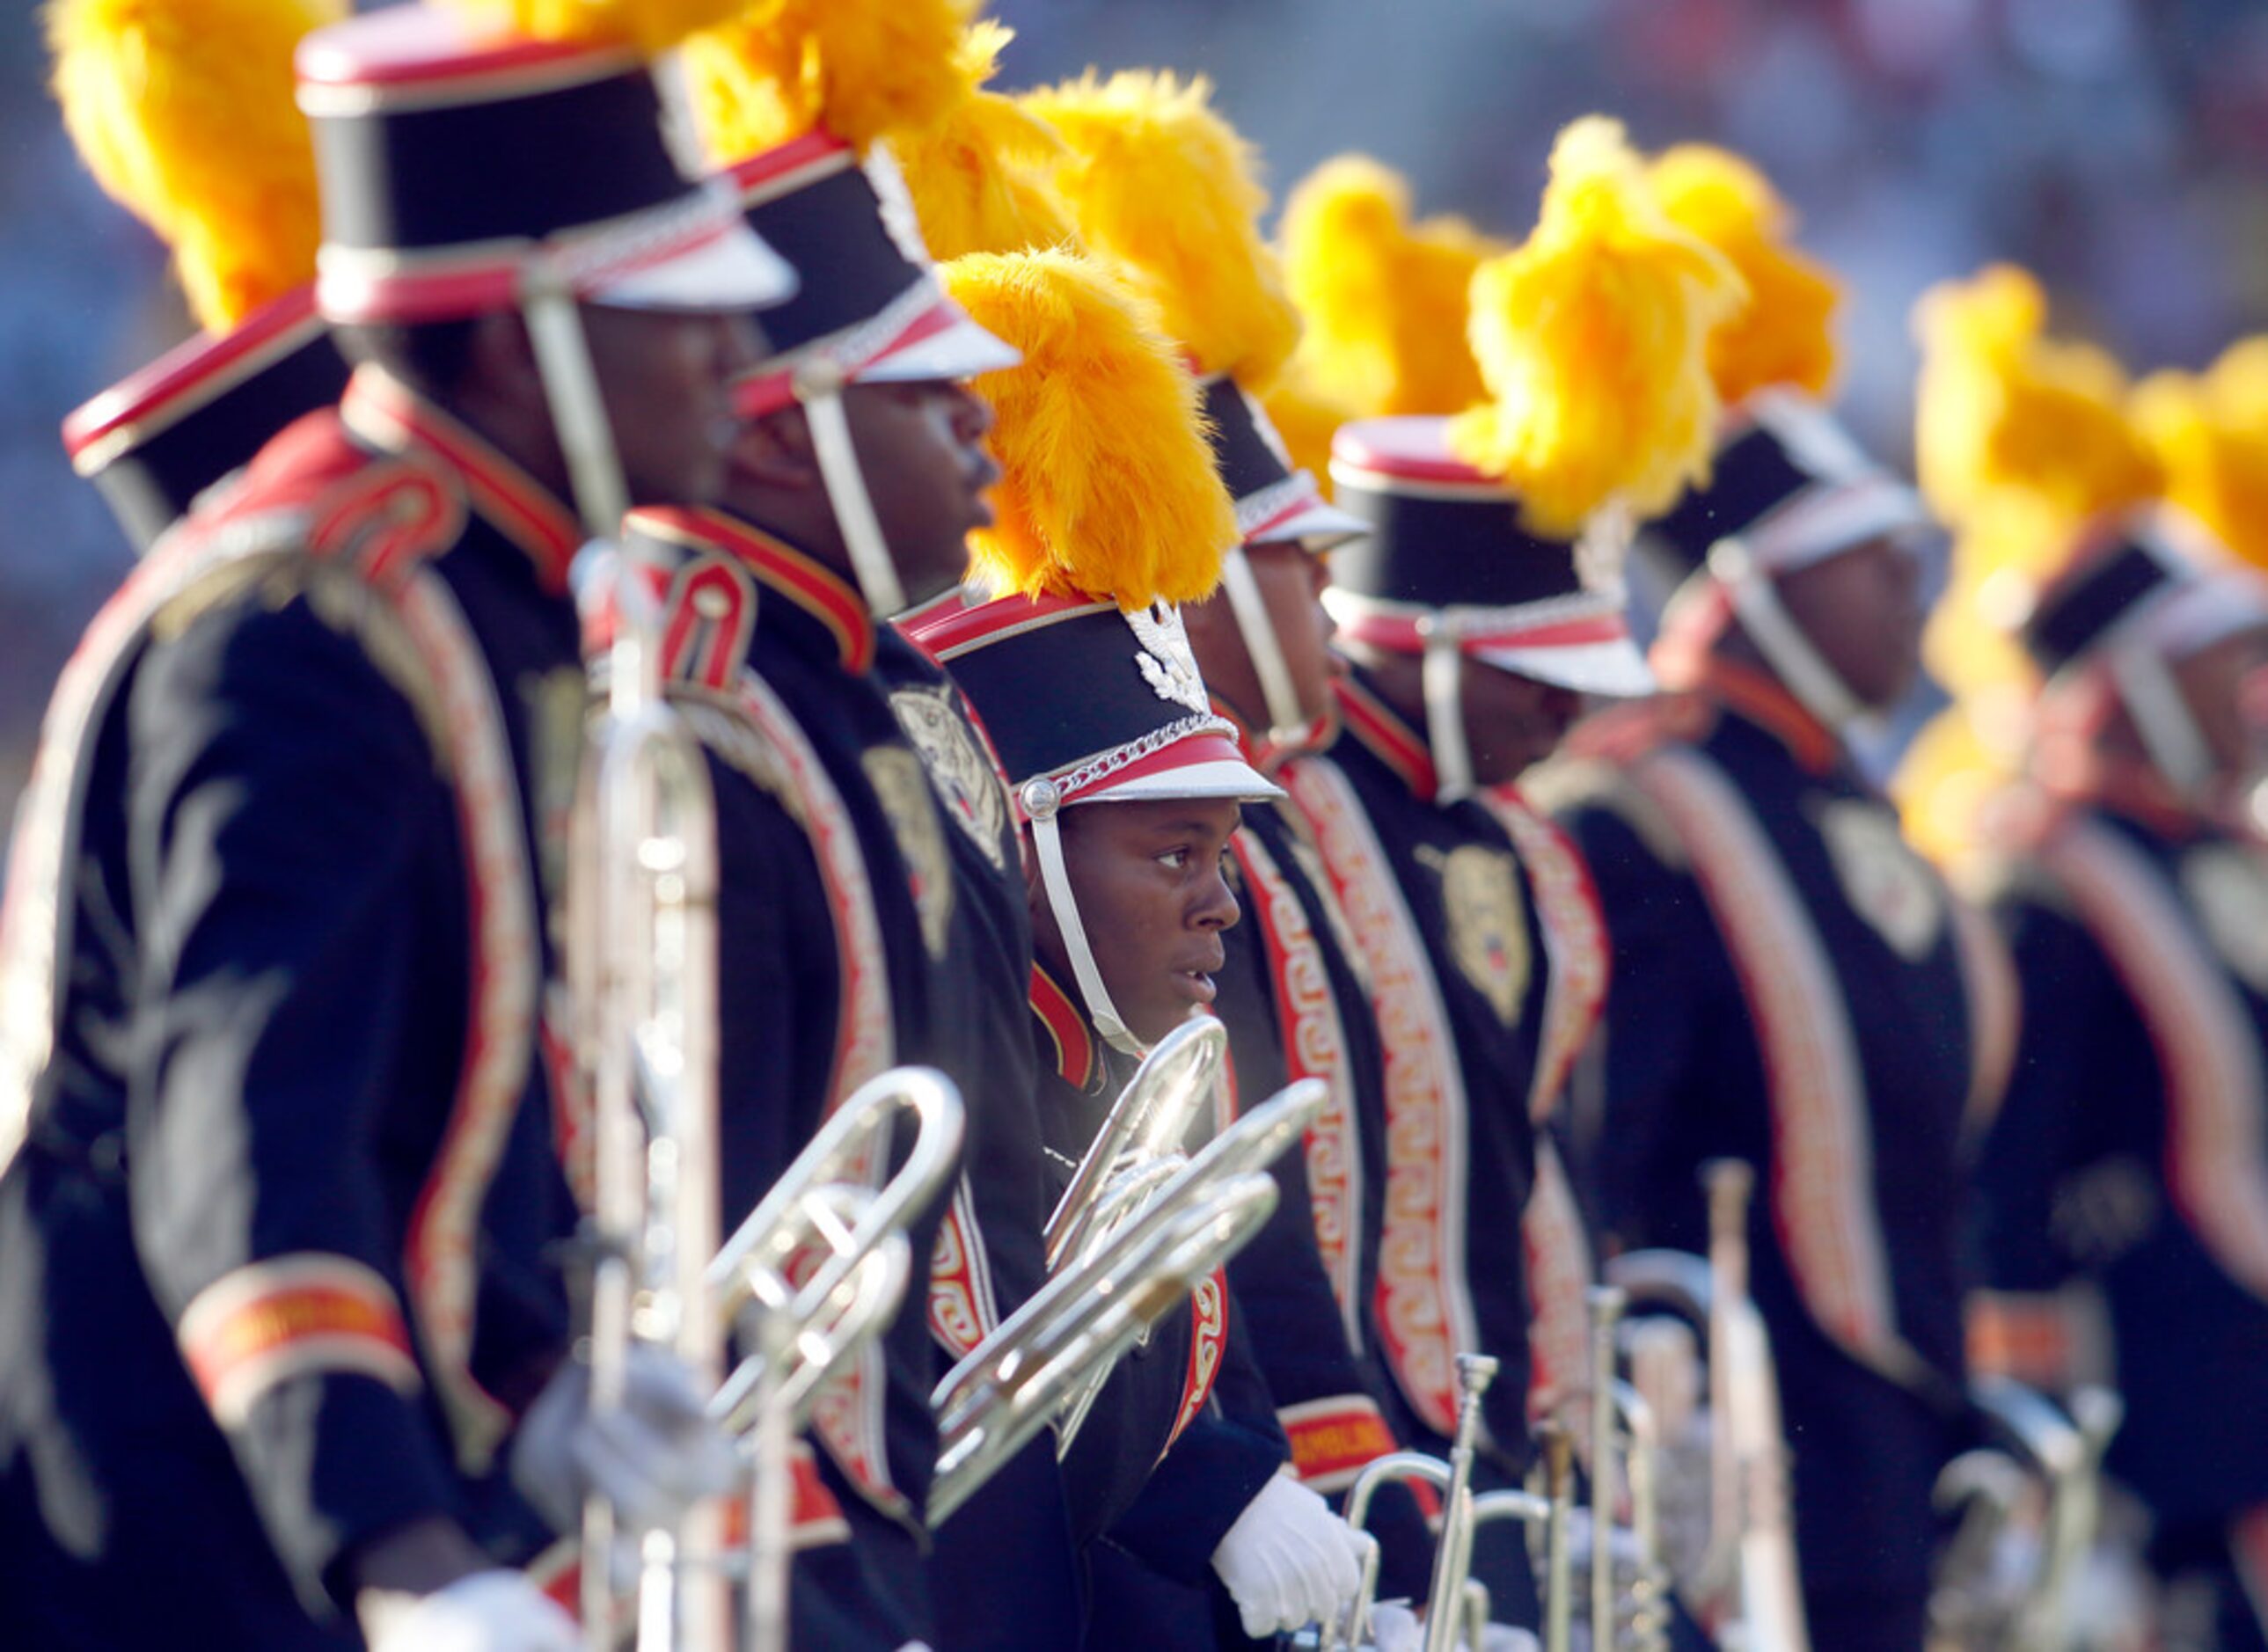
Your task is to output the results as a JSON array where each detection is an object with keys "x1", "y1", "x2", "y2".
[
  {"x1": 643, "y1": 508, "x2": 876, "y2": 675},
  {"x1": 2040, "y1": 748, "x2": 2215, "y2": 843},
  {"x1": 339, "y1": 364, "x2": 582, "y2": 594},
  {"x1": 1332, "y1": 669, "x2": 1440, "y2": 800},
  {"x1": 1211, "y1": 695, "x2": 1265, "y2": 770},
  {"x1": 1029, "y1": 962, "x2": 1102, "y2": 1094},
  {"x1": 1681, "y1": 655, "x2": 1840, "y2": 776}
]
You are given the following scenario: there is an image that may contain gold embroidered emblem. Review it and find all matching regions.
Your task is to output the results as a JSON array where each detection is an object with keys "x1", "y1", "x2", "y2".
[
  {"x1": 889, "y1": 684, "x2": 1009, "y2": 871},
  {"x1": 1813, "y1": 797, "x2": 1943, "y2": 961},
  {"x1": 1432, "y1": 843, "x2": 1529, "y2": 1025},
  {"x1": 2181, "y1": 843, "x2": 2268, "y2": 993},
  {"x1": 864, "y1": 744, "x2": 954, "y2": 961}
]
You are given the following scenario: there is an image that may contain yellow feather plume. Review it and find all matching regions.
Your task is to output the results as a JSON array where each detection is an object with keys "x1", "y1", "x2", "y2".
[
  {"x1": 1891, "y1": 698, "x2": 2026, "y2": 874},
  {"x1": 1260, "y1": 361, "x2": 1357, "y2": 498},
  {"x1": 940, "y1": 249, "x2": 1238, "y2": 608},
  {"x1": 435, "y1": 0, "x2": 755, "y2": 55},
  {"x1": 48, "y1": 0, "x2": 341, "y2": 332},
  {"x1": 1648, "y1": 142, "x2": 1839, "y2": 406},
  {"x1": 2133, "y1": 338, "x2": 2268, "y2": 573},
  {"x1": 682, "y1": 0, "x2": 975, "y2": 166},
  {"x1": 1911, "y1": 265, "x2": 2159, "y2": 537},
  {"x1": 1021, "y1": 69, "x2": 1299, "y2": 388},
  {"x1": 1448, "y1": 116, "x2": 1744, "y2": 540},
  {"x1": 894, "y1": 23, "x2": 1077, "y2": 260},
  {"x1": 1277, "y1": 154, "x2": 1501, "y2": 418}
]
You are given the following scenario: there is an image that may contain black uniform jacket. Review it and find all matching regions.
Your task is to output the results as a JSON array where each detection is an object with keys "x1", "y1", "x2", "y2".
[
  {"x1": 1027, "y1": 967, "x2": 1290, "y2": 1650},
  {"x1": 0, "y1": 368, "x2": 587, "y2": 1647},
  {"x1": 618, "y1": 506, "x2": 970, "y2": 1648},
  {"x1": 874, "y1": 623, "x2": 1083, "y2": 1651},
  {"x1": 1277, "y1": 669, "x2": 1553, "y2": 1466},
  {"x1": 1541, "y1": 658, "x2": 2006, "y2": 1599},
  {"x1": 1971, "y1": 772, "x2": 2268, "y2": 1527},
  {"x1": 1211, "y1": 708, "x2": 1436, "y2": 1599}
]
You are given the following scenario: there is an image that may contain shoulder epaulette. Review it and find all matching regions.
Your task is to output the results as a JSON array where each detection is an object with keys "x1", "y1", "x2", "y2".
[
  {"x1": 1522, "y1": 750, "x2": 1691, "y2": 871},
  {"x1": 1559, "y1": 691, "x2": 1715, "y2": 766}
]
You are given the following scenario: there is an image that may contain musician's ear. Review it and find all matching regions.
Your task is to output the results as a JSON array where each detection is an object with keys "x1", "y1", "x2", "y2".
[{"x1": 729, "y1": 405, "x2": 822, "y2": 493}]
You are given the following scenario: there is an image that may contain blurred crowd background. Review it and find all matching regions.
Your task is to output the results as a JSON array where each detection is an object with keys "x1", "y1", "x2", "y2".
[{"x1": 3, "y1": 0, "x2": 2264, "y2": 824}]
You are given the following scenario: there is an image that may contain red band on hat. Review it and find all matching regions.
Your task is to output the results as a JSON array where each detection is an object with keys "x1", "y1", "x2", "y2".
[
  {"x1": 726, "y1": 130, "x2": 855, "y2": 199},
  {"x1": 1057, "y1": 729, "x2": 1250, "y2": 805},
  {"x1": 734, "y1": 296, "x2": 970, "y2": 419},
  {"x1": 903, "y1": 588, "x2": 1103, "y2": 660},
  {"x1": 62, "y1": 287, "x2": 327, "y2": 466}
]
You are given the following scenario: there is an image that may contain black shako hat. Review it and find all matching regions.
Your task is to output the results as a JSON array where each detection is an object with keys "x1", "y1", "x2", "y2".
[
  {"x1": 62, "y1": 288, "x2": 348, "y2": 552},
  {"x1": 293, "y1": 4, "x2": 794, "y2": 326}
]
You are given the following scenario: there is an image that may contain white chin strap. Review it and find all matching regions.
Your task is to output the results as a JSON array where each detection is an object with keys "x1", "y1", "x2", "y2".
[
  {"x1": 795, "y1": 364, "x2": 908, "y2": 620},
  {"x1": 1218, "y1": 545, "x2": 1310, "y2": 751},
  {"x1": 1021, "y1": 778, "x2": 1146, "y2": 1056},
  {"x1": 2108, "y1": 642, "x2": 2215, "y2": 803},
  {"x1": 518, "y1": 260, "x2": 630, "y2": 538},
  {"x1": 1707, "y1": 537, "x2": 1865, "y2": 732},
  {"x1": 1418, "y1": 616, "x2": 1476, "y2": 805}
]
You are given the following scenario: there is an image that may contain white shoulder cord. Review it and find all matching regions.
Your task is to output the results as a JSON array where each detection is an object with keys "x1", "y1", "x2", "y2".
[
  {"x1": 1419, "y1": 617, "x2": 1476, "y2": 805},
  {"x1": 1021, "y1": 778, "x2": 1146, "y2": 1056},
  {"x1": 796, "y1": 362, "x2": 908, "y2": 620}
]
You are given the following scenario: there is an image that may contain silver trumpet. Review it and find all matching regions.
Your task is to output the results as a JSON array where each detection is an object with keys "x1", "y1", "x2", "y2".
[
  {"x1": 1604, "y1": 1159, "x2": 1808, "y2": 1652},
  {"x1": 1051, "y1": 1076, "x2": 1328, "y2": 1451},
  {"x1": 1045, "y1": 1015, "x2": 1230, "y2": 1271},
  {"x1": 706, "y1": 1066, "x2": 966, "y2": 1433},
  {"x1": 1582, "y1": 1286, "x2": 1672, "y2": 1652},
  {"x1": 1930, "y1": 1376, "x2": 2123, "y2": 1652},
  {"x1": 926, "y1": 1168, "x2": 1282, "y2": 1525},
  {"x1": 927, "y1": 1072, "x2": 1322, "y2": 1519},
  {"x1": 719, "y1": 1066, "x2": 965, "y2": 1652},
  {"x1": 572, "y1": 554, "x2": 731, "y2": 1652},
  {"x1": 1320, "y1": 1353, "x2": 1577, "y2": 1652}
]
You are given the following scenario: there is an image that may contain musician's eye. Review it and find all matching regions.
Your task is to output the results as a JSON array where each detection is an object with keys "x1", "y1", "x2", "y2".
[{"x1": 1156, "y1": 847, "x2": 1192, "y2": 871}]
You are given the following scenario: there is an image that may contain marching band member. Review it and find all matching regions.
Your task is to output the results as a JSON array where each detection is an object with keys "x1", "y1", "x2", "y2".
[
  {"x1": 0, "y1": 1, "x2": 794, "y2": 1645},
  {"x1": 1540, "y1": 160, "x2": 2012, "y2": 1652},
  {"x1": 1277, "y1": 117, "x2": 1740, "y2": 1632},
  {"x1": 630, "y1": 3, "x2": 1098, "y2": 1642},
  {"x1": 1965, "y1": 508, "x2": 2268, "y2": 1652},
  {"x1": 1022, "y1": 67, "x2": 1438, "y2": 1604},
  {"x1": 1919, "y1": 272, "x2": 2268, "y2": 1651},
  {"x1": 907, "y1": 246, "x2": 1369, "y2": 1652}
]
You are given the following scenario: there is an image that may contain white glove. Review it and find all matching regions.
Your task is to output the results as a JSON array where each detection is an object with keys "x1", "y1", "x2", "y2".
[
  {"x1": 367, "y1": 1571, "x2": 579, "y2": 1652},
  {"x1": 1367, "y1": 1600, "x2": 1423, "y2": 1652},
  {"x1": 1209, "y1": 1471, "x2": 1366, "y2": 1638},
  {"x1": 510, "y1": 1344, "x2": 740, "y2": 1537},
  {"x1": 1477, "y1": 1627, "x2": 1540, "y2": 1652}
]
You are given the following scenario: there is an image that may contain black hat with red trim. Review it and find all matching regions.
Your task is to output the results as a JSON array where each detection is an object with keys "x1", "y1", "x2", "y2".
[
  {"x1": 903, "y1": 248, "x2": 1276, "y2": 1051},
  {"x1": 293, "y1": 5, "x2": 794, "y2": 327},
  {"x1": 2020, "y1": 508, "x2": 2268, "y2": 678},
  {"x1": 62, "y1": 291, "x2": 347, "y2": 552},
  {"x1": 1306, "y1": 117, "x2": 1744, "y2": 798},
  {"x1": 1328, "y1": 417, "x2": 1657, "y2": 701},
  {"x1": 1645, "y1": 389, "x2": 1931, "y2": 585},
  {"x1": 676, "y1": 2, "x2": 1019, "y2": 618},
  {"x1": 47, "y1": 0, "x2": 351, "y2": 551}
]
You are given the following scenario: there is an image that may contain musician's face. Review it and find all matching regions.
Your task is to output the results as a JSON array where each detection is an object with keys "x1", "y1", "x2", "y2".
[
  {"x1": 1775, "y1": 533, "x2": 1926, "y2": 711},
  {"x1": 1462, "y1": 661, "x2": 1584, "y2": 786},
  {"x1": 840, "y1": 378, "x2": 1000, "y2": 609},
  {"x1": 1029, "y1": 796, "x2": 1244, "y2": 1046},
  {"x1": 1183, "y1": 540, "x2": 1339, "y2": 737},
  {"x1": 580, "y1": 303, "x2": 765, "y2": 506}
]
